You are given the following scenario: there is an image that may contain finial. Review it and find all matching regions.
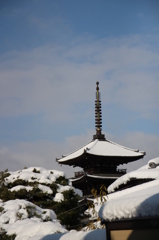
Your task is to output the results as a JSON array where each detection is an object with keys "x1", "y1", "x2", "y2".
[
  {"x1": 93, "y1": 82, "x2": 105, "y2": 140},
  {"x1": 96, "y1": 81, "x2": 99, "y2": 91}
]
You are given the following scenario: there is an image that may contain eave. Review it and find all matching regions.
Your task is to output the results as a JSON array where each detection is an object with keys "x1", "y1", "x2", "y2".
[
  {"x1": 70, "y1": 173, "x2": 119, "y2": 185},
  {"x1": 57, "y1": 139, "x2": 145, "y2": 167}
]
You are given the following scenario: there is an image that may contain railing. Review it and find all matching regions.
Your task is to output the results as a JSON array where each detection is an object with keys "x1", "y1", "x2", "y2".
[
  {"x1": 74, "y1": 171, "x2": 84, "y2": 178},
  {"x1": 117, "y1": 169, "x2": 127, "y2": 174},
  {"x1": 74, "y1": 169, "x2": 126, "y2": 178}
]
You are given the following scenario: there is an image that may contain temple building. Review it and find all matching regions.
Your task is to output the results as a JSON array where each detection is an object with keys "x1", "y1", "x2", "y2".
[{"x1": 57, "y1": 82, "x2": 145, "y2": 196}]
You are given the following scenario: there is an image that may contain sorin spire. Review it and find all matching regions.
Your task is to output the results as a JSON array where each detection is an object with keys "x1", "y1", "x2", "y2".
[{"x1": 93, "y1": 82, "x2": 105, "y2": 140}]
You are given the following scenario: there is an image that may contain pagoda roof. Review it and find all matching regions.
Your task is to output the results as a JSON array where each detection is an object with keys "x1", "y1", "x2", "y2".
[
  {"x1": 71, "y1": 173, "x2": 118, "y2": 183},
  {"x1": 57, "y1": 138, "x2": 145, "y2": 165}
]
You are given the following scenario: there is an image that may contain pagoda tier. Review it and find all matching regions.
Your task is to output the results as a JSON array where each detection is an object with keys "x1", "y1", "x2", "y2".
[
  {"x1": 70, "y1": 173, "x2": 122, "y2": 196},
  {"x1": 57, "y1": 138, "x2": 145, "y2": 172}
]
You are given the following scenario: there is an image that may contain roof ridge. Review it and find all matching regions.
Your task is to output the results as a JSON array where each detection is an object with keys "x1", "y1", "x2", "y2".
[{"x1": 106, "y1": 138, "x2": 145, "y2": 154}]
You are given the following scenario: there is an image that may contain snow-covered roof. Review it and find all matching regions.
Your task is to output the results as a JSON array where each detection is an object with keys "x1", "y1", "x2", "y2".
[
  {"x1": 148, "y1": 156, "x2": 159, "y2": 168},
  {"x1": 99, "y1": 179, "x2": 159, "y2": 221},
  {"x1": 99, "y1": 157, "x2": 159, "y2": 222},
  {"x1": 57, "y1": 139, "x2": 145, "y2": 163},
  {"x1": 70, "y1": 173, "x2": 118, "y2": 183},
  {"x1": 108, "y1": 157, "x2": 159, "y2": 193}
]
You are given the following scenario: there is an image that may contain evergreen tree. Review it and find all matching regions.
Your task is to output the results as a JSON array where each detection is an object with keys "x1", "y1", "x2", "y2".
[{"x1": 0, "y1": 169, "x2": 84, "y2": 230}]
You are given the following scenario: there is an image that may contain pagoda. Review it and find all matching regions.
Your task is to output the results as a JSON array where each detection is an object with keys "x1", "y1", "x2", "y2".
[{"x1": 57, "y1": 82, "x2": 145, "y2": 196}]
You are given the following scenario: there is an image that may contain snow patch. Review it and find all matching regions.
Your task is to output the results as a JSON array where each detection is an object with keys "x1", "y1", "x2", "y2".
[
  {"x1": 99, "y1": 158, "x2": 159, "y2": 222},
  {"x1": 5, "y1": 167, "x2": 64, "y2": 185},
  {"x1": 108, "y1": 158, "x2": 159, "y2": 193}
]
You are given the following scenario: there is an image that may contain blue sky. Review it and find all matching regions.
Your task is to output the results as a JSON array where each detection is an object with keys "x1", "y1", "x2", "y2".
[{"x1": 0, "y1": 0, "x2": 159, "y2": 177}]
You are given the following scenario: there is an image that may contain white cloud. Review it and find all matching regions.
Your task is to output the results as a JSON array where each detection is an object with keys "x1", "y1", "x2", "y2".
[{"x1": 0, "y1": 34, "x2": 158, "y2": 122}]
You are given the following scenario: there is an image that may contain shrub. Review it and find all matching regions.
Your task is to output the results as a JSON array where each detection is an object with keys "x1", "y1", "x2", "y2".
[
  {"x1": 0, "y1": 233, "x2": 16, "y2": 240},
  {"x1": 26, "y1": 205, "x2": 36, "y2": 218},
  {"x1": 0, "y1": 171, "x2": 11, "y2": 182},
  {"x1": 7, "y1": 179, "x2": 29, "y2": 188},
  {"x1": 32, "y1": 168, "x2": 40, "y2": 174},
  {"x1": 46, "y1": 182, "x2": 58, "y2": 196},
  {"x1": 56, "y1": 189, "x2": 83, "y2": 229},
  {"x1": 16, "y1": 212, "x2": 23, "y2": 220},
  {"x1": 55, "y1": 176, "x2": 68, "y2": 186},
  {"x1": 0, "y1": 206, "x2": 4, "y2": 212}
]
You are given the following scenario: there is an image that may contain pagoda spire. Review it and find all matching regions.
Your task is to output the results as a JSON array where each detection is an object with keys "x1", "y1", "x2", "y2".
[{"x1": 93, "y1": 82, "x2": 105, "y2": 140}]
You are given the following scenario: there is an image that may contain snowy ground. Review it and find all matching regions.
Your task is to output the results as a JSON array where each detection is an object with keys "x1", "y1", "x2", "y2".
[{"x1": 40, "y1": 229, "x2": 106, "y2": 240}]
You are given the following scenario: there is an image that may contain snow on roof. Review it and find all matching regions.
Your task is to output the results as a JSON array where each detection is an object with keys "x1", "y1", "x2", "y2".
[
  {"x1": 70, "y1": 173, "x2": 118, "y2": 183},
  {"x1": 108, "y1": 157, "x2": 159, "y2": 193},
  {"x1": 5, "y1": 167, "x2": 64, "y2": 185},
  {"x1": 99, "y1": 158, "x2": 159, "y2": 222},
  {"x1": 70, "y1": 174, "x2": 86, "y2": 182},
  {"x1": 99, "y1": 179, "x2": 159, "y2": 221},
  {"x1": 148, "y1": 156, "x2": 159, "y2": 168},
  {"x1": 58, "y1": 139, "x2": 145, "y2": 163},
  {"x1": 87, "y1": 174, "x2": 118, "y2": 180}
]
